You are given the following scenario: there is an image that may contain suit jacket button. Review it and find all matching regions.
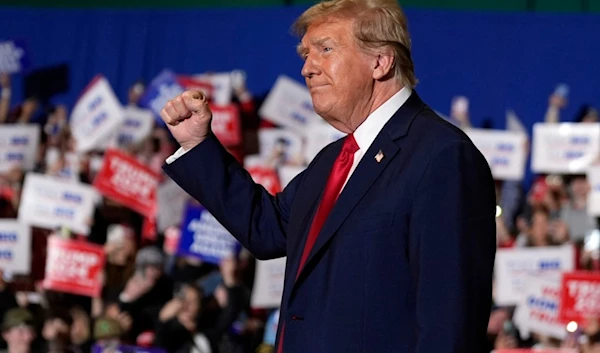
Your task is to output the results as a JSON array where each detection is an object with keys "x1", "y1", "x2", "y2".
[{"x1": 291, "y1": 315, "x2": 303, "y2": 320}]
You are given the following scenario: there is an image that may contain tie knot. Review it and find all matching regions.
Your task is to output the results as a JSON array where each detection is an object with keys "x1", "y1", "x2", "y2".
[{"x1": 342, "y1": 134, "x2": 359, "y2": 155}]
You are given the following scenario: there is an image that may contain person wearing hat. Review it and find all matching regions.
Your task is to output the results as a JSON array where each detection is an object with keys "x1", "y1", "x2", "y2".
[
  {"x1": 118, "y1": 246, "x2": 173, "y2": 340},
  {"x1": 1, "y1": 308, "x2": 36, "y2": 353},
  {"x1": 93, "y1": 317, "x2": 122, "y2": 349}
]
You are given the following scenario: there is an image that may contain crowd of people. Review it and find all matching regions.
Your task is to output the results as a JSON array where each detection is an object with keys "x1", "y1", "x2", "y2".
[{"x1": 0, "y1": 66, "x2": 599, "y2": 353}]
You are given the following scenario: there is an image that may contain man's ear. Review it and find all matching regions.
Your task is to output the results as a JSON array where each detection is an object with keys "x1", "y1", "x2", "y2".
[{"x1": 372, "y1": 51, "x2": 395, "y2": 80}]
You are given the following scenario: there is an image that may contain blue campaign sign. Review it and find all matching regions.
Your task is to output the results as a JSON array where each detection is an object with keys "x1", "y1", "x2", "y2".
[
  {"x1": 138, "y1": 69, "x2": 184, "y2": 125},
  {"x1": 0, "y1": 40, "x2": 30, "y2": 74},
  {"x1": 177, "y1": 203, "x2": 240, "y2": 264}
]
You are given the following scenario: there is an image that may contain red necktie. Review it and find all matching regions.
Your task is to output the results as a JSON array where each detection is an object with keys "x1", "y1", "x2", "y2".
[{"x1": 277, "y1": 134, "x2": 359, "y2": 353}]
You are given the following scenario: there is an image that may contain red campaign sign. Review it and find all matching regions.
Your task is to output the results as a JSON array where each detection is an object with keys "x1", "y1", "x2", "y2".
[
  {"x1": 247, "y1": 166, "x2": 281, "y2": 196},
  {"x1": 210, "y1": 104, "x2": 242, "y2": 147},
  {"x1": 560, "y1": 271, "x2": 600, "y2": 323},
  {"x1": 93, "y1": 149, "x2": 159, "y2": 218},
  {"x1": 176, "y1": 75, "x2": 213, "y2": 98},
  {"x1": 43, "y1": 236, "x2": 105, "y2": 297}
]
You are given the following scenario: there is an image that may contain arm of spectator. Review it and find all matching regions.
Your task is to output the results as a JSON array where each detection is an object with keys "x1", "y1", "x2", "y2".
[
  {"x1": 158, "y1": 298, "x2": 183, "y2": 323},
  {"x1": 17, "y1": 98, "x2": 38, "y2": 124},
  {"x1": 205, "y1": 284, "x2": 247, "y2": 344},
  {"x1": 0, "y1": 73, "x2": 11, "y2": 123},
  {"x1": 545, "y1": 93, "x2": 567, "y2": 124},
  {"x1": 409, "y1": 140, "x2": 496, "y2": 353}
]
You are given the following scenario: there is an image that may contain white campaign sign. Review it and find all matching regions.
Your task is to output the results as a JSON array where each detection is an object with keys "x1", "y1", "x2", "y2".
[
  {"x1": 259, "y1": 76, "x2": 323, "y2": 136},
  {"x1": 513, "y1": 275, "x2": 567, "y2": 340},
  {"x1": 258, "y1": 128, "x2": 305, "y2": 167},
  {"x1": 304, "y1": 122, "x2": 346, "y2": 164},
  {"x1": 157, "y1": 179, "x2": 190, "y2": 232},
  {"x1": 251, "y1": 257, "x2": 287, "y2": 309},
  {"x1": 70, "y1": 76, "x2": 125, "y2": 153},
  {"x1": 532, "y1": 123, "x2": 600, "y2": 174},
  {"x1": 465, "y1": 128, "x2": 527, "y2": 181},
  {"x1": 111, "y1": 106, "x2": 154, "y2": 148},
  {"x1": 0, "y1": 221, "x2": 31, "y2": 274},
  {"x1": 587, "y1": 165, "x2": 600, "y2": 216},
  {"x1": 0, "y1": 125, "x2": 40, "y2": 173},
  {"x1": 494, "y1": 245, "x2": 574, "y2": 306},
  {"x1": 194, "y1": 72, "x2": 232, "y2": 106},
  {"x1": 18, "y1": 174, "x2": 100, "y2": 235}
]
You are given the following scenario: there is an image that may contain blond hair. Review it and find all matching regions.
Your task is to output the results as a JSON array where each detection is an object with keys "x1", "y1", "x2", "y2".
[{"x1": 293, "y1": 0, "x2": 417, "y2": 88}]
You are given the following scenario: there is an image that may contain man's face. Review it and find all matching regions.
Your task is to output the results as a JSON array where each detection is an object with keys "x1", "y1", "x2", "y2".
[
  {"x1": 2, "y1": 326, "x2": 35, "y2": 352},
  {"x1": 300, "y1": 17, "x2": 375, "y2": 132}
]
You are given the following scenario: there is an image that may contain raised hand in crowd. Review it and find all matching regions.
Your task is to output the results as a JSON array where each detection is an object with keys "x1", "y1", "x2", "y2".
[
  {"x1": 161, "y1": 90, "x2": 212, "y2": 151},
  {"x1": 0, "y1": 73, "x2": 11, "y2": 123},
  {"x1": 119, "y1": 271, "x2": 156, "y2": 303}
]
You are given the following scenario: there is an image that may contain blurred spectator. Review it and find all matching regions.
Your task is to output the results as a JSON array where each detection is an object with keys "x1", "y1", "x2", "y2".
[
  {"x1": 1, "y1": 308, "x2": 36, "y2": 353},
  {"x1": 118, "y1": 247, "x2": 173, "y2": 339},
  {"x1": 561, "y1": 174, "x2": 595, "y2": 241},
  {"x1": 93, "y1": 317, "x2": 122, "y2": 349}
]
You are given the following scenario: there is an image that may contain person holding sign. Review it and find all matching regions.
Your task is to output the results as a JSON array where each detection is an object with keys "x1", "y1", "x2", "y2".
[{"x1": 161, "y1": 0, "x2": 496, "y2": 352}]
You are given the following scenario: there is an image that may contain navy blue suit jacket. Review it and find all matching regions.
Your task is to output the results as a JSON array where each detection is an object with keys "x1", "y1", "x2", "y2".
[{"x1": 163, "y1": 92, "x2": 496, "y2": 353}]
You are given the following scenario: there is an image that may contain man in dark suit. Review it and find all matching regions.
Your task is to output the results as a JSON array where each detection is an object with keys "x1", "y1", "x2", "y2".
[{"x1": 160, "y1": 0, "x2": 496, "y2": 352}]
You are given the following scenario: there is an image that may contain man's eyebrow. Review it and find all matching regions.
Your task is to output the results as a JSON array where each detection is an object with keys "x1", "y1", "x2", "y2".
[
  {"x1": 297, "y1": 37, "x2": 335, "y2": 57},
  {"x1": 296, "y1": 43, "x2": 307, "y2": 58}
]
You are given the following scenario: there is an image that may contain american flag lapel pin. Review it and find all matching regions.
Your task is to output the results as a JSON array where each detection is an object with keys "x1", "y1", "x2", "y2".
[{"x1": 375, "y1": 150, "x2": 384, "y2": 163}]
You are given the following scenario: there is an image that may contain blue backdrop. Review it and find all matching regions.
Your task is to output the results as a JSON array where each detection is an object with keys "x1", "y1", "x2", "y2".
[{"x1": 1, "y1": 6, "x2": 598, "y2": 186}]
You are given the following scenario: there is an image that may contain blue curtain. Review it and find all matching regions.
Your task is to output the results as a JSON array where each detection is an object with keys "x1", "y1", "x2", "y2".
[{"x1": 1, "y1": 6, "x2": 599, "y2": 185}]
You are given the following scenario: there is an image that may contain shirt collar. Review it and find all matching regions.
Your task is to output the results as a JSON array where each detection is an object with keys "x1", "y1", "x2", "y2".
[{"x1": 353, "y1": 86, "x2": 412, "y2": 152}]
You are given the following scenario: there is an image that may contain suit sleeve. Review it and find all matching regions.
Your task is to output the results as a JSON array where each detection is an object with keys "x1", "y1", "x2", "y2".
[
  {"x1": 409, "y1": 139, "x2": 496, "y2": 353},
  {"x1": 163, "y1": 134, "x2": 304, "y2": 260}
]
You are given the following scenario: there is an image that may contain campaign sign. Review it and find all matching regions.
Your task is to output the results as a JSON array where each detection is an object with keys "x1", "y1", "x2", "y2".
[
  {"x1": 258, "y1": 128, "x2": 305, "y2": 167},
  {"x1": 513, "y1": 276, "x2": 567, "y2": 340},
  {"x1": 559, "y1": 271, "x2": 600, "y2": 323},
  {"x1": 465, "y1": 128, "x2": 527, "y2": 181},
  {"x1": 304, "y1": 122, "x2": 346, "y2": 164},
  {"x1": 259, "y1": 75, "x2": 323, "y2": 136},
  {"x1": 92, "y1": 344, "x2": 166, "y2": 353},
  {"x1": 0, "y1": 40, "x2": 29, "y2": 73},
  {"x1": 0, "y1": 220, "x2": 31, "y2": 274},
  {"x1": 111, "y1": 106, "x2": 154, "y2": 148},
  {"x1": 93, "y1": 149, "x2": 159, "y2": 218},
  {"x1": 18, "y1": 173, "x2": 99, "y2": 235},
  {"x1": 139, "y1": 69, "x2": 184, "y2": 123},
  {"x1": 494, "y1": 246, "x2": 574, "y2": 305},
  {"x1": 244, "y1": 155, "x2": 282, "y2": 195},
  {"x1": 193, "y1": 72, "x2": 232, "y2": 106},
  {"x1": 210, "y1": 104, "x2": 242, "y2": 147},
  {"x1": 177, "y1": 75, "x2": 213, "y2": 98},
  {"x1": 156, "y1": 179, "x2": 190, "y2": 232},
  {"x1": 532, "y1": 123, "x2": 600, "y2": 174},
  {"x1": 0, "y1": 124, "x2": 40, "y2": 173},
  {"x1": 250, "y1": 257, "x2": 286, "y2": 309},
  {"x1": 43, "y1": 236, "x2": 105, "y2": 297},
  {"x1": 177, "y1": 203, "x2": 240, "y2": 264},
  {"x1": 586, "y1": 165, "x2": 600, "y2": 216},
  {"x1": 70, "y1": 76, "x2": 124, "y2": 153}
]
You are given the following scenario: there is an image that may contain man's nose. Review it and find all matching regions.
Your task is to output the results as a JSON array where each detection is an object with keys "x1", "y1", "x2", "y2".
[{"x1": 301, "y1": 56, "x2": 320, "y2": 78}]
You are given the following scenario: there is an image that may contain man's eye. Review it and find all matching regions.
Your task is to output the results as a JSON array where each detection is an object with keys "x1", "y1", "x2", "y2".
[{"x1": 323, "y1": 47, "x2": 332, "y2": 52}]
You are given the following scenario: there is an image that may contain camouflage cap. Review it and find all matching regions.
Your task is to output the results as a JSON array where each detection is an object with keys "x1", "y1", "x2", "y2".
[
  {"x1": 2, "y1": 308, "x2": 34, "y2": 332},
  {"x1": 93, "y1": 317, "x2": 122, "y2": 340}
]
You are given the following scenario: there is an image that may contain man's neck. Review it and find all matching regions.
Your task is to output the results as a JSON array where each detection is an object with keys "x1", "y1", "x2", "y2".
[{"x1": 346, "y1": 80, "x2": 404, "y2": 132}]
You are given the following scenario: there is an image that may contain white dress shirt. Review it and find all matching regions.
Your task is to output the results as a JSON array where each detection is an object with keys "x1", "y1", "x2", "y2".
[
  {"x1": 166, "y1": 86, "x2": 413, "y2": 189},
  {"x1": 341, "y1": 86, "x2": 412, "y2": 190}
]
